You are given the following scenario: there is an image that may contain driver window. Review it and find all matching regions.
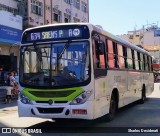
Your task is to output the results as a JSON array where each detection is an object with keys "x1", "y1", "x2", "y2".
[{"x1": 94, "y1": 40, "x2": 105, "y2": 68}]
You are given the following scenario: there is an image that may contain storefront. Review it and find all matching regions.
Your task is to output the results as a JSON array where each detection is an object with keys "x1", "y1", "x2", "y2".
[{"x1": 0, "y1": 11, "x2": 22, "y2": 85}]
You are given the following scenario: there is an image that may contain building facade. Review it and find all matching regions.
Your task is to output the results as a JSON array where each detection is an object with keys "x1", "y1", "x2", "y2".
[
  {"x1": 0, "y1": 0, "x2": 23, "y2": 84},
  {"x1": 118, "y1": 24, "x2": 160, "y2": 61},
  {"x1": 19, "y1": 0, "x2": 89, "y2": 29}
]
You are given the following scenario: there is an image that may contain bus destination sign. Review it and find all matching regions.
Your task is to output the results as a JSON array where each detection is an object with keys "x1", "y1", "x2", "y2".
[
  {"x1": 21, "y1": 25, "x2": 90, "y2": 43},
  {"x1": 30, "y1": 28, "x2": 81, "y2": 41}
]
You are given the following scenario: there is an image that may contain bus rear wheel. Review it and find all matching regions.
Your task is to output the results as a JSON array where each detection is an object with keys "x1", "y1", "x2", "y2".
[
  {"x1": 104, "y1": 94, "x2": 117, "y2": 121},
  {"x1": 139, "y1": 85, "x2": 146, "y2": 104}
]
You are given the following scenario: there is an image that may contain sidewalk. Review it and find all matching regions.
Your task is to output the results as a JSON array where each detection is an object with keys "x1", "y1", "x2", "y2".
[{"x1": 0, "y1": 100, "x2": 17, "y2": 117}]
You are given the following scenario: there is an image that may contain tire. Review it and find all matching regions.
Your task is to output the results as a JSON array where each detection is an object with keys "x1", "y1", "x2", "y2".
[
  {"x1": 139, "y1": 86, "x2": 146, "y2": 104},
  {"x1": 103, "y1": 94, "x2": 117, "y2": 121},
  {"x1": 52, "y1": 118, "x2": 65, "y2": 123}
]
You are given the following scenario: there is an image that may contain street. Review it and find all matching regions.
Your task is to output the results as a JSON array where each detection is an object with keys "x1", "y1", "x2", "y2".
[{"x1": 0, "y1": 84, "x2": 160, "y2": 135}]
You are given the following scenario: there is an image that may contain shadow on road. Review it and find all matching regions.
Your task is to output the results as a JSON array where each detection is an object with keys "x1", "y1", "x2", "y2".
[{"x1": 0, "y1": 100, "x2": 17, "y2": 109}]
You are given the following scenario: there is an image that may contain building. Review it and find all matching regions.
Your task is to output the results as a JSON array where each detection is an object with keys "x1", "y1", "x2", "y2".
[
  {"x1": 0, "y1": 0, "x2": 23, "y2": 84},
  {"x1": 18, "y1": 0, "x2": 89, "y2": 29},
  {"x1": 118, "y1": 24, "x2": 160, "y2": 61}
]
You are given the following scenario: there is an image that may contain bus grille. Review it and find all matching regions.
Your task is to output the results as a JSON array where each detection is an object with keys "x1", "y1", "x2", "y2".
[
  {"x1": 28, "y1": 90, "x2": 75, "y2": 98},
  {"x1": 37, "y1": 107, "x2": 64, "y2": 114},
  {"x1": 36, "y1": 101, "x2": 68, "y2": 104}
]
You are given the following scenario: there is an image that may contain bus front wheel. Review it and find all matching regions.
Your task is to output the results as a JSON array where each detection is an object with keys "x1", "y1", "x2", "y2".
[{"x1": 103, "y1": 94, "x2": 117, "y2": 121}]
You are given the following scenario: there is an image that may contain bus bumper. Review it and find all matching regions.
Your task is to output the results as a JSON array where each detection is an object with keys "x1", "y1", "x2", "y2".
[{"x1": 18, "y1": 100, "x2": 94, "y2": 120}]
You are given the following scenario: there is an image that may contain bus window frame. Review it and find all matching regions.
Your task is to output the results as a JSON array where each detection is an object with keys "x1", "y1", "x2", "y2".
[{"x1": 92, "y1": 32, "x2": 107, "y2": 78}]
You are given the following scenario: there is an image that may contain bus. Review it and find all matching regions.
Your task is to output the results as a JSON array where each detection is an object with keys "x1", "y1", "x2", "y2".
[{"x1": 18, "y1": 23, "x2": 154, "y2": 121}]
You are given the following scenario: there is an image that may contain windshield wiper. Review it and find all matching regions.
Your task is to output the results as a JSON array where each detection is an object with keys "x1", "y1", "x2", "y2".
[
  {"x1": 56, "y1": 40, "x2": 71, "y2": 71},
  {"x1": 33, "y1": 42, "x2": 42, "y2": 61},
  {"x1": 58, "y1": 40, "x2": 71, "y2": 59}
]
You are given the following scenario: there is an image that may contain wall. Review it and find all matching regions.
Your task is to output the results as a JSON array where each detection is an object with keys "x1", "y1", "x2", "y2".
[
  {"x1": 143, "y1": 31, "x2": 160, "y2": 46},
  {"x1": 52, "y1": 0, "x2": 89, "y2": 23},
  {"x1": 27, "y1": 0, "x2": 44, "y2": 26},
  {"x1": 0, "y1": 0, "x2": 18, "y2": 8}
]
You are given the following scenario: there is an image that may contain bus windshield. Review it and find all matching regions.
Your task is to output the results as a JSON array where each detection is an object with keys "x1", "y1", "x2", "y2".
[{"x1": 20, "y1": 41, "x2": 90, "y2": 88}]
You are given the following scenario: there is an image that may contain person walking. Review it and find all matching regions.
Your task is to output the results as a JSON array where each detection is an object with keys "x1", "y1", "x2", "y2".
[{"x1": 10, "y1": 72, "x2": 17, "y2": 95}]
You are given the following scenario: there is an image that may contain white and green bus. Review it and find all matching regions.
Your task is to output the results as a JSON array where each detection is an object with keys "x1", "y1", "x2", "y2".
[{"x1": 18, "y1": 23, "x2": 154, "y2": 121}]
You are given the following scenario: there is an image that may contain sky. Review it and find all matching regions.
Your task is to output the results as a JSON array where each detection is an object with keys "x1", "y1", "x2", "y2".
[{"x1": 89, "y1": 0, "x2": 160, "y2": 35}]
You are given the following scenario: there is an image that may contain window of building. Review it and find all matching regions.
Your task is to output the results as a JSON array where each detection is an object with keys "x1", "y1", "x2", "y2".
[
  {"x1": 74, "y1": 0, "x2": 80, "y2": 9},
  {"x1": 81, "y1": 1, "x2": 87, "y2": 13},
  {"x1": 64, "y1": 13, "x2": 71, "y2": 23},
  {"x1": 129, "y1": 35, "x2": 133, "y2": 39},
  {"x1": 53, "y1": 8, "x2": 61, "y2": 22},
  {"x1": 73, "y1": 17, "x2": 80, "y2": 22},
  {"x1": 64, "y1": 0, "x2": 72, "y2": 4},
  {"x1": 0, "y1": 3, "x2": 18, "y2": 15},
  {"x1": 31, "y1": 0, "x2": 43, "y2": 16}
]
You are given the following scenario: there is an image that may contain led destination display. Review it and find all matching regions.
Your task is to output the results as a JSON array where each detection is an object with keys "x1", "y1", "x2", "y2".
[{"x1": 22, "y1": 25, "x2": 90, "y2": 43}]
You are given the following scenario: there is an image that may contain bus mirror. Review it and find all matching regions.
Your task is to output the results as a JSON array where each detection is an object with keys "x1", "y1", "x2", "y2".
[{"x1": 98, "y1": 43, "x2": 105, "y2": 55}]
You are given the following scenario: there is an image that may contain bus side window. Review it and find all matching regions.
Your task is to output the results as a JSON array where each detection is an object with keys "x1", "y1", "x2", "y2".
[
  {"x1": 131, "y1": 49, "x2": 136, "y2": 69},
  {"x1": 134, "y1": 51, "x2": 140, "y2": 70},
  {"x1": 93, "y1": 39, "x2": 107, "y2": 78},
  {"x1": 127, "y1": 48, "x2": 133, "y2": 69},
  {"x1": 122, "y1": 46, "x2": 128, "y2": 68},
  {"x1": 145, "y1": 55, "x2": 149, "y2": 71},
  {"x1": 140, "y1": 53, "x2": 144, "y2": 70},
  {"x1": 117, "y1": 44, "x2": 125, "y2": 69},
  {"x1": 94, "y1": 40, "x2": 105, "y2": 68},
  {"x1": 113, "y1": 42, "x2": 119, "y2": 68},
  {"x1": 107, "y1": 40, "x2": 114, "y2": 68},
  {"x1": 143, "y1": 54, "x2": 146, "y2": 71},
  {"x1": 137, "y1": 52, "x2": 141, "y2": 70},
  {"x1": 149, "y1": 56, "x2": 153, "y2": 71}
]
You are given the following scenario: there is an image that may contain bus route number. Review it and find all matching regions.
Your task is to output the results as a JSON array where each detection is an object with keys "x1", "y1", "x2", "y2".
[{"x1": 31, "y1": 32, "x2": 41, "y2": 40}]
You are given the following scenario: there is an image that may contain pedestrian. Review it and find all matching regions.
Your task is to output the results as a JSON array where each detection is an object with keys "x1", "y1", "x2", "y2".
[
  {"x1": 14, "y1": 71, "x2": 19, "y2": 84},
  {"x1": 13, "y1": 71, "x2": 19, "y2": 95},
  {"x1": 10, "y1": 72, "x2": 17, "y2": 95},
  {"x1": 5, "y1": 73, "x2": 11, "y2": 86},
  {"x1": 5, "y1": 86, "x2": 12, "y2": 103}
]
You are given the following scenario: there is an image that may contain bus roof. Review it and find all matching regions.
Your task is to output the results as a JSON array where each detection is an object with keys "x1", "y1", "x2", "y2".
[{"x1": 23, "y1": 23, "x2": 150, "y2": 55}]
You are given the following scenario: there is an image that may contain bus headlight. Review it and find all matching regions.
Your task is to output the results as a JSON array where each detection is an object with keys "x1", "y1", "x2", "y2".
[
  {"x1": 19, "y1": 92, "x2": 32, "y2": 104},
  {"x1": 70, "y1": 90, "x2": 92, "y2": 105}
]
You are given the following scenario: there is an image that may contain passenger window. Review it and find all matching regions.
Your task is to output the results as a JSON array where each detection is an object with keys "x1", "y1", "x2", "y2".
[
  {"x1": 122, "y1": 46, "x2": 128, "y2": 68},
  {"x1": 117, "y1": 44, "x2": 125, "y2": 69},
  {"x1": 134, "y1": 51, "x2": 139, "y2": 70},
  {"x1": 140, "y1": 53, "x2": 145, "y2": 70},
  {"x1": 127, "y1": 48, "x2": 133, "y2": 69},
  {"x1": 94, "y1": 40, "x2": 105, "y2": 68},
  {"x1": 93, "y1": 38, "x2": 107, "y2": 78},
  {"x1": 113, "y1": 42, "x2": 119, "y2": 68},
  {"x1": 107, "y1": 40, "x2": 114, "y2": 68}
]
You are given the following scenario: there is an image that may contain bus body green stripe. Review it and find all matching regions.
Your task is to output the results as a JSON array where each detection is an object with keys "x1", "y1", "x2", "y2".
[{"x1": 22, "y1": 87, "x2": 84, "y2": 101}]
